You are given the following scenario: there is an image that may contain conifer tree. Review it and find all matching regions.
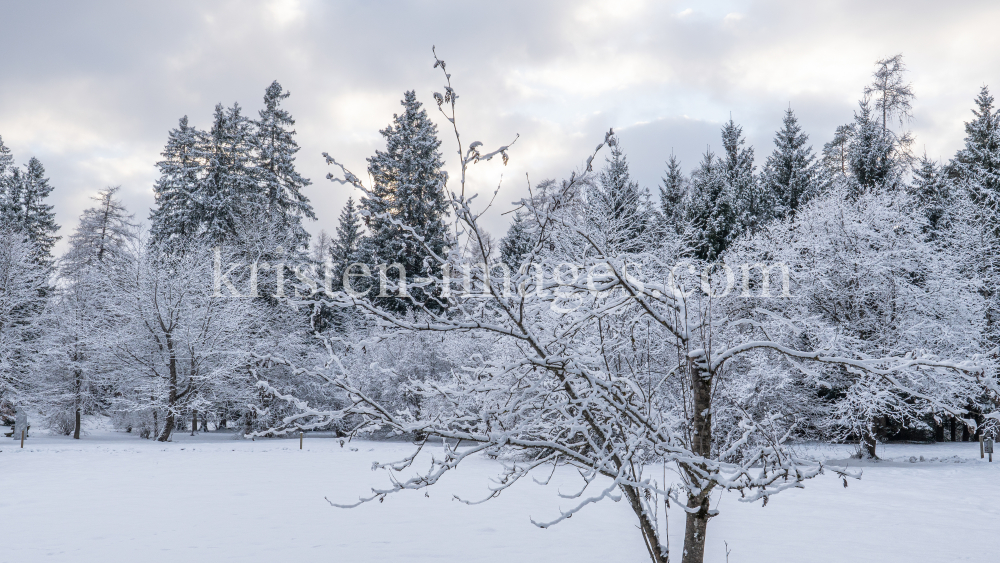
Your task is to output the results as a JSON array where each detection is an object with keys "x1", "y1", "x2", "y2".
[
  {"x1": 720, "y1": 118, "x2": 764, "y2": 235},
  {"x1": 686, "y1": 148, "x2": 734, "y2": 260},
  {"x1": 822, "y1": 124, "x2": 855, "y2": 179},
  {"x1": 761, "y1": 107, "x2": 824, "y2": 219},
  {"x1": 848, "y1": 99, "x2": 901, "y2": 196},
  {"x1": 951, "y1": 86, "x2": 1000, "y2": 217},
  {"x1": 909, "y1": 154, "x2": 951, "y2": 235},
  {"x1": 149, "y1": 116, "x2": 206, "y2": 246},
  {"x1": 362, "y1": 91, "x2": 449, "y2": 311},
  {"x1": 333, "y1": 197, "x2": 363, "y2": 266},
  {"x1": 66, "y1": 186, "x2": 137, "y2": 271},
  {"x1": 201, "y1": 103, "x2": 260, "y2": 246},
  {"x1": 255, "y1": 81, "x2": 314, "y2": 250},
  {"x1": 590, "y1": 135, "x2": 651, "y2": 253},
  {"x1": 0, "y1": 135, "x2": 13, "y2": 199},
  {"x1": 499, "y1": 211, "x2": 534, "y2": 272},
  {"x1": 8, "y1": 157, "x2": 60, "y2": 261},
  {"x1": 659, "y1": 152, "x2": 686, "y2": 228}
]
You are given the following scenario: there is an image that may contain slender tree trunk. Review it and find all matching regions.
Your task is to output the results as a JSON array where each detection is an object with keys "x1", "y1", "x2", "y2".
[
  {"x1": 682, "y1": 363, "x2": 714, "y2": 563},
  {"x1": 73, "y1": 365, "x2": 82, "y2": 440},
  {"x1": 950, "y1": 417, "x2": 957, "y2": 442},
  {"x1": 157, "y1": 335, "x2": 178, "y2": 442},
  {"x1": 191, "y1": 410, "x2": 197, "y2": 436},
  {"x1": 934, "y1": 420, "x2": 945, "y2": 443},
  {"x1": 862, "y1": 431, "x2": 877, "y2": 458}
]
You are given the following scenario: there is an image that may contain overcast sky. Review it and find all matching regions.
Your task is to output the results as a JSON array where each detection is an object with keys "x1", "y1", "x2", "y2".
[{"x1": 2, "y1": 0, "x2": 998, "y2": 256}]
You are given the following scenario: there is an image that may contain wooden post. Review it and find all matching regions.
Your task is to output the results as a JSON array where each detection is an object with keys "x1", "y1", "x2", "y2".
[
  {"x1": 20, "y1": 430, "x2": 24, "y2": 448},
  {"x1": 299, "y1": 432, "x2": 303, "y2": 449},
  {"x1": 981, "y1": 435, "x2": 985, "y2": 459}
]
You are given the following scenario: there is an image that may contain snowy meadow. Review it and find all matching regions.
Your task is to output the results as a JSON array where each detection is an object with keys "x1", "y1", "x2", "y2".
[{"x1": 2, "y1": 420, "x2": 996, "y2": 563}]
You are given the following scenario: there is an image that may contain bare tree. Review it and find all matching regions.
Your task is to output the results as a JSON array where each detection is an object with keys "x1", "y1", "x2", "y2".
[{"x1": 258, "y1": 51, "x2": 994, "y2": 563}]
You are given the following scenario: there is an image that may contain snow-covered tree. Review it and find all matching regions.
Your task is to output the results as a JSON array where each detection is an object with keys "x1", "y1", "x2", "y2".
[
  {"x1": 0, "y1": 229, "x2": 49, "y2": 403},
  {"x1": 1, "y1": 157, "x2": 60, "y2": 261},
  {"x1": 359, "y1": 90, "x2": 450, "y2": 311},
  {"x1": 659, "y1": 151, "x2": 687, "y2": 229},
  {"x1": 822, "y1": 124, "x2": 855, "y2": 180},
  {"x1": 721, "y1": 118, "x2": 764, "y2": 234},
  {"x1": 264, "y1": 55, "x2": 996, "y2": 563},
  {"x1": 848, "y1": 99, "x2": 903, "y2": 195},
  {"x1": 761, "y1": 107, "x2": 824, "y2": 219},
  {"x1": 254, "y1": 81, "x2": 315, "y2": 250},
  {"x1": 149, "y1": 116, "x2": 206, "y2": 246},
  {"x1": 686, "y1": 148, "x2": 735, "y2": 260},
  {"x1": 909, "y1": 154, "x2": 951, "y2": 236},
  {"x1": 950, "y1": 86, "x2": 1000, "y2": 225},
  {"x1": 201, "y1": 103, "x2": 260, "y2": 246},
  {"x1": 587, "y1": 135, "x2": 653, "y2": 253}
]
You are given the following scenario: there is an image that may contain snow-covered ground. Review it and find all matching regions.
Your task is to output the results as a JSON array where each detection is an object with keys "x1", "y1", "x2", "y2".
[{"x1": 1, "y1": 420, "x2": 997, "y2": 562}]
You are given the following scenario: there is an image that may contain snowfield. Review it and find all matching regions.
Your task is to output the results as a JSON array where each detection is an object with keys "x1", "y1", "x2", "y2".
[{"x1": 1, "y1": 422, "x2": 997, "y2": 563}]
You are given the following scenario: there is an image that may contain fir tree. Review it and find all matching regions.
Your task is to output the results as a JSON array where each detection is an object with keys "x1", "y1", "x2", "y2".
[
  {"x1": 721, "y1": 118, "x2": 764, "y2": 235},
  {"x1": 255, "y1": 81, "x2": 314, "y2": 250},
  {"x1": 333, "y1": 197, "x2": 363, "y2": 266},
  {"x1": 499, "y1": 211, "x2": 534, "y2": 272},
  {"x1": 362, "y1": 91, "x2": 449, "y2": 311},
  {"x1": 201, "y1": 103, "x2": 260, "y2": 246},
  {"x1": 951, "y1": 86, "x2": 1000, "y2": 215},
  {"x1": 590, "y1": 135, "x2": 651, "y2": 254},
  {"x1": 659, "y1": 152, "x2": 686, "y2": 227},
  {"x1": 9, "y1": 157, "x2": 60, "y2": 261},
  {"x1": 149, "y1": 116, "x2": 206, "y2": 246},
  {"x1": 686, "y1": 148, "x2": 735, "y2": 260},
  {"x1": 761, "y1": 107, "x2": 824, "y2": 220},
  {"x1": 848, "y1": 99, "x2": 901, "y2": 196},
  {"x1": 909, "y1": 154, "x2": 951, "y2": 235},
  {"x1": 0, "y1": 135, "x2": 13, "y2": 201}
]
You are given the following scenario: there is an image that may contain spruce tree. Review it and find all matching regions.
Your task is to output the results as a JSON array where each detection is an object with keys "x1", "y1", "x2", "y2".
[
  {"x1": 201, "y1": 103, "x2": 260, "y2": 246},
  {"x1": 659, "y1": 152, "x2": 686, "y2": 228},
  {"x1": 761, "y1": 107, "x2": 824, "y2": 220},
  {"x1": 499, "y1": 211, "x2": 534, "y2": 272},
  {"x1": 909, "y1": 155, "x2": 951, "y2": 235},
  {"x1": 333, "y1": 197, "x2": 363, "y2": 266},
  {"x1": 149, "y1": 116, "x2": 206, "y2": 246},
  {"x1": 0, "y1": 136, "x2": 13, "y2": 201},
  {"x1": 848, "y1": 99, "x2": 900, "y2": 196},
  {"x1": 720, "y1": 118, "x2": 764, "y2": 235},
  {"x1": 686, "y1": 148, "x2": 734, "y2": 261},
  {"x1": 590, "y1": 135, "x2": 651, "y2": 254},
  {"x1": 951, "y1": 86, "x2": 1000, "y2": 215},
  {"x1": 10, "y1": 157, "x2": 60, "y2": 261},
  {"x1": 255, "y1": 81, "x2": 314, "y2": 250},
  {"x1": 362, "y1": 91, "x2": 449, "y2": 311}
]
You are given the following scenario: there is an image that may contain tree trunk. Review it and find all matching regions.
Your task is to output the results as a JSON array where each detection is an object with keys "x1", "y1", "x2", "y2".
[
  {"x1": 862, "y1": 429, "x2": 877, "y2": 458},
  {"x1": 73, "y1": 366, "x2": 82, "y2": 440},
  {"x1": 157, "y1": 334, "x2": 178, "y2": 442},
  {"x1": 682, "y1": 363, "x2": 714, "y2": 563},
  {"x1": 950, "y1": 417, "x2": 957, "y2": 442},
  {"x1": 682, "y1": 493, "x2": 711, "y2": 563},
  {"x1": 191, "y1": 410, "x2": 198, "y2": 436},
  {"x1": 934, "y1": 421, "x2": 945, "y2": 443}
]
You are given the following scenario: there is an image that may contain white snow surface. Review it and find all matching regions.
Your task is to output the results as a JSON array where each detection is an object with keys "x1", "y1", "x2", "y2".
[{"x1": 1, "y1": 419, "x2": 997, "y2": 562}]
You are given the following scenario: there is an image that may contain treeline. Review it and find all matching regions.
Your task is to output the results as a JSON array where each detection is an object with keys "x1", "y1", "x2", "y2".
[{"x1": 1, "y1": 54, "x2": 998, "y2": 453}]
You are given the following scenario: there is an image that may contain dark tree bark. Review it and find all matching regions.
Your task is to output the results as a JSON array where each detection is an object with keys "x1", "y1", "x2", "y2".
[
  {"x1": 950, "y1": 417, "x2": 957, "y2": 442},
  {"x1": 681, "y1": 362, "x2": 714, "y2": 563},
  {"x1": 935, "y1": 421, "x2": 945, "y2": 443}
]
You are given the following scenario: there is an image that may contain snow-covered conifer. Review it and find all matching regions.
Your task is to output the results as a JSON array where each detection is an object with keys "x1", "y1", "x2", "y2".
[
  {"x1": 254, "y1": 81, "x2": 314, "y2": 250},
  {"x1": 362, "y1": 90, "x2": 449, "y2": 311},
  {"x1": 588, "y1": 135, "x2": 653, "y2": 253},
  {"x1": 149, "y1": 116, "x2": 206, "y2": 246},
  {"x1": 659, "y1": 151, "x2": 687, "y2": 228},
  {"x1": 761, "y1": 107, "x2": 824, "y2": 219}
]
